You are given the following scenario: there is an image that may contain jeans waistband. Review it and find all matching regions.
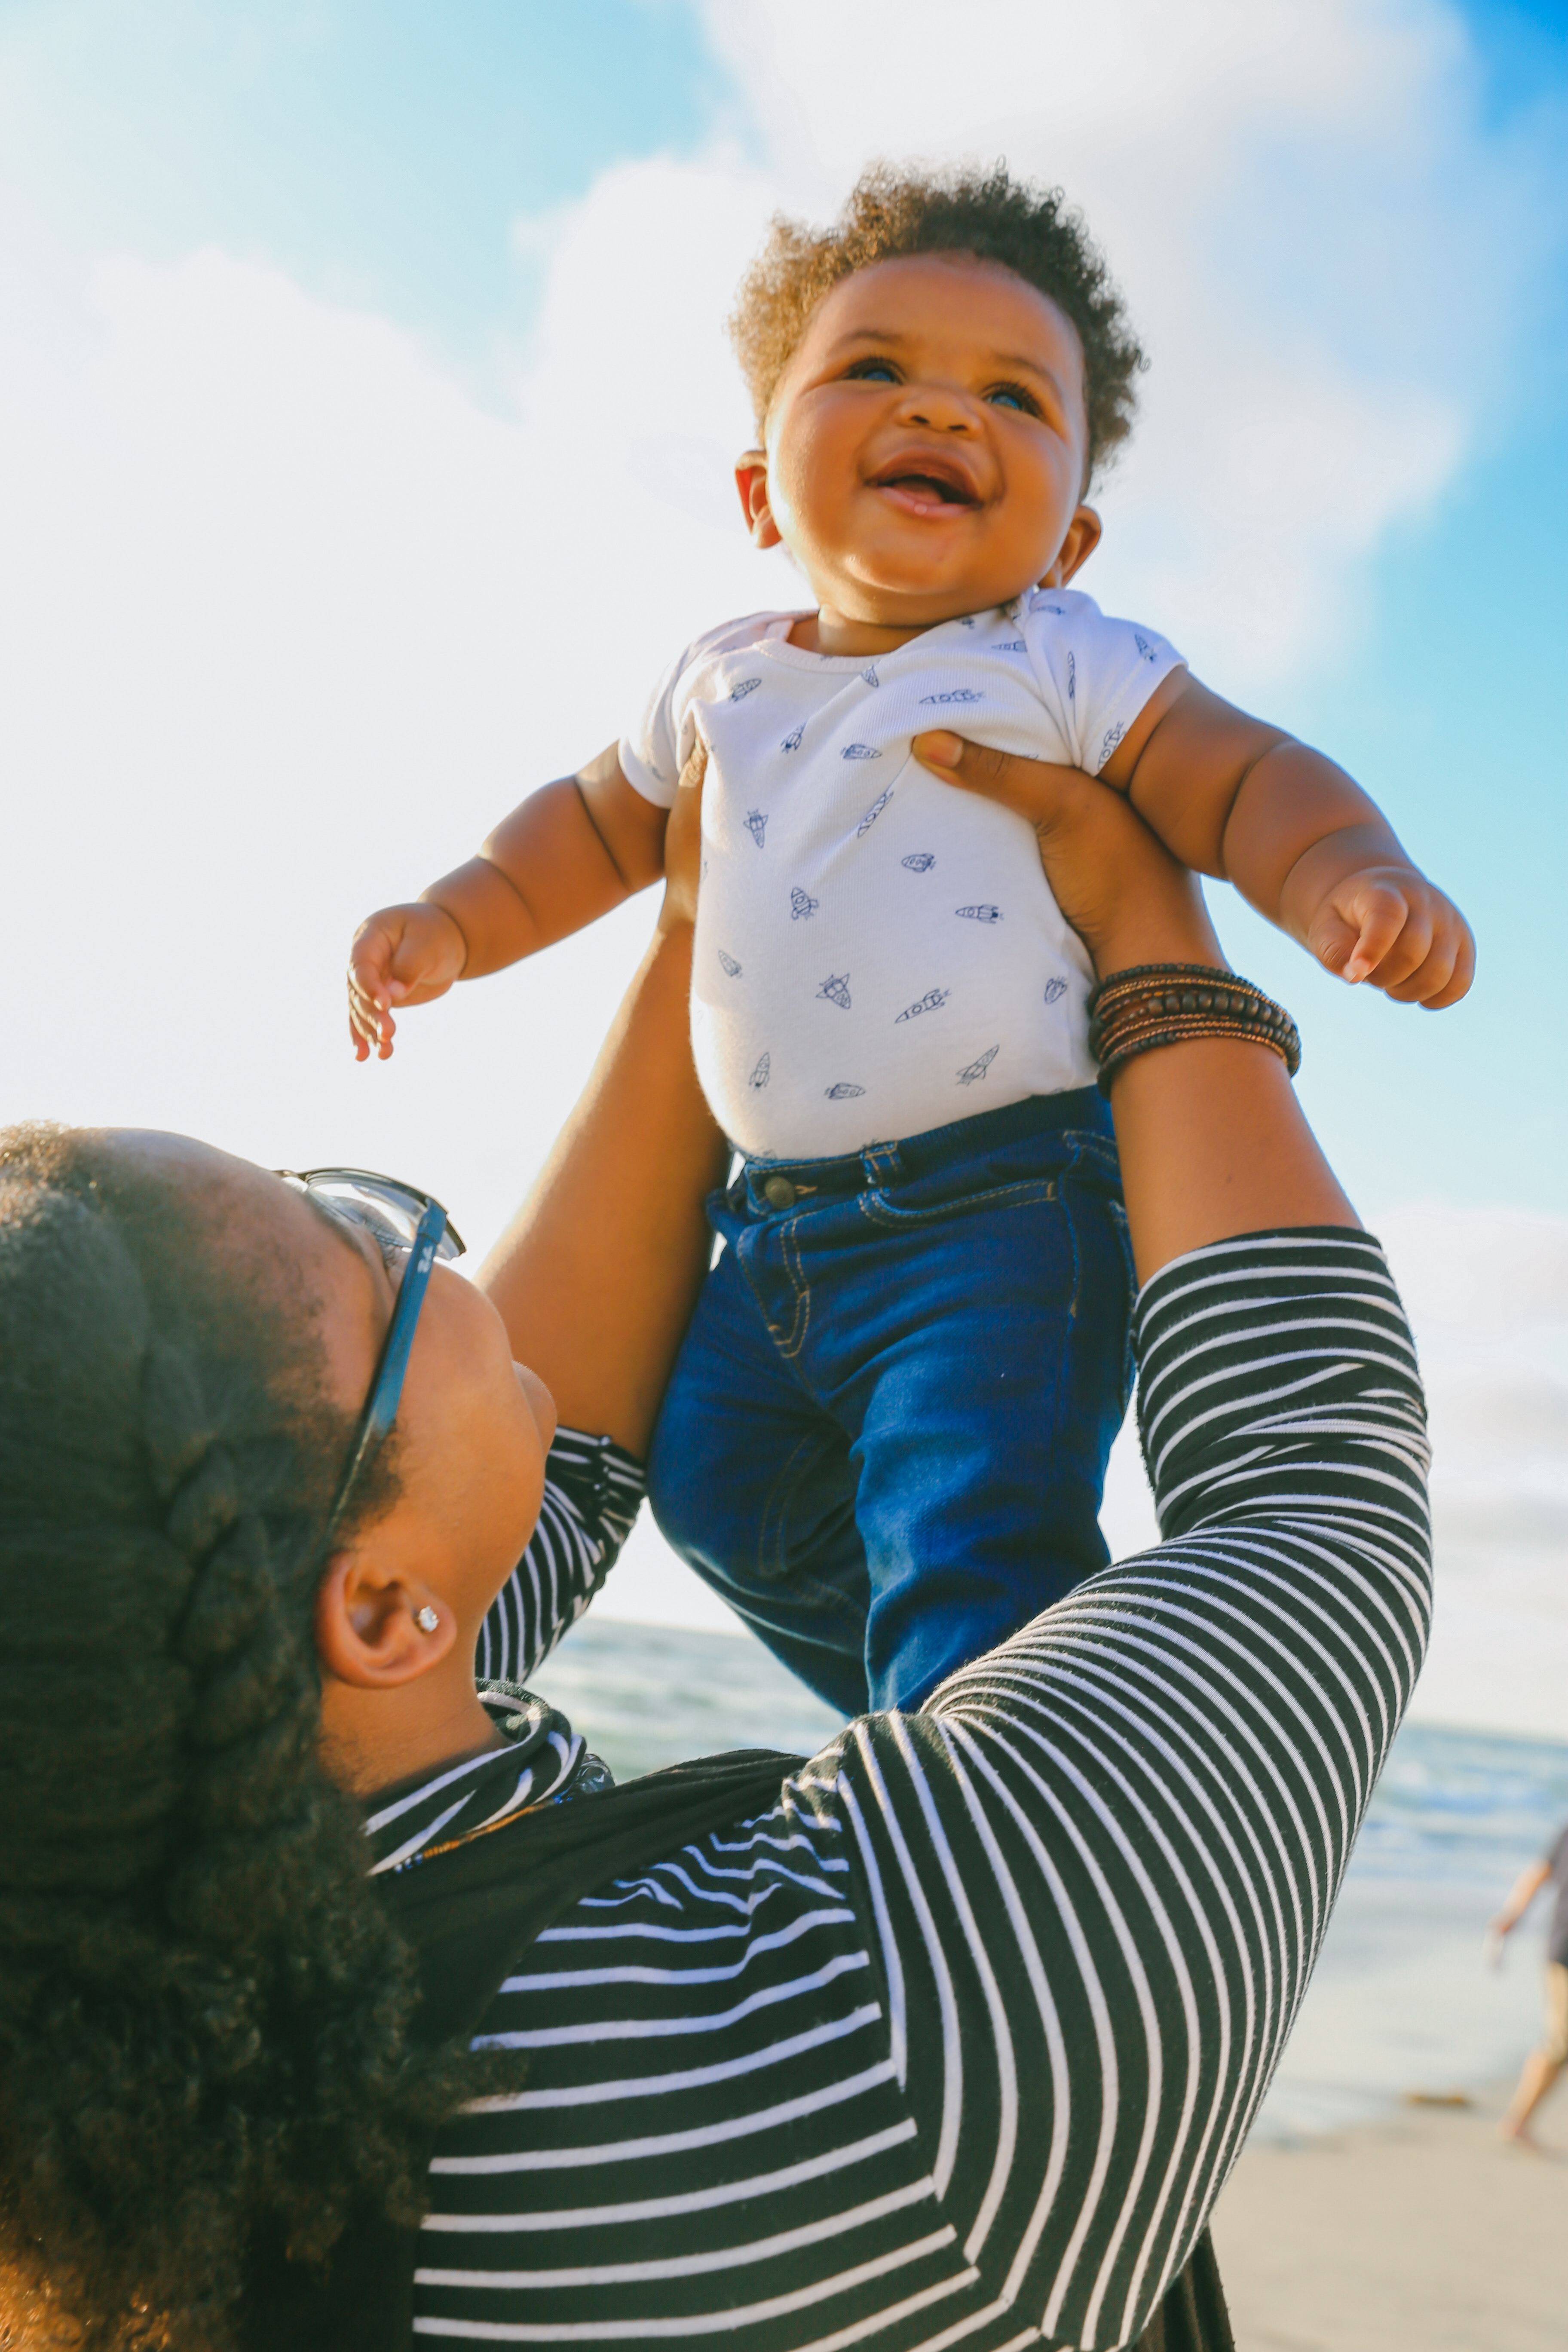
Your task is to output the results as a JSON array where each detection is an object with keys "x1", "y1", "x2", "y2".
[{"x1": 737, "y1": 1087, "x2": 1111, "y2": 1211}]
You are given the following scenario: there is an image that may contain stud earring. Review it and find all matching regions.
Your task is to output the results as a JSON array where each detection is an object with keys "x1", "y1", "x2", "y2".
[{"x1": 414, "y1": 1605, "x2": 439, "y2": 1633}]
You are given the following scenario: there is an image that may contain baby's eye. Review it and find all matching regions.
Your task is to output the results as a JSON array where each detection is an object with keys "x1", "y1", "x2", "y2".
[
  {"x1": 846, "y1": 359, "x2": 900, "y2": 385},
  {"x1": 986, "y1": 383, "x2": 1040, "y2": 416}
]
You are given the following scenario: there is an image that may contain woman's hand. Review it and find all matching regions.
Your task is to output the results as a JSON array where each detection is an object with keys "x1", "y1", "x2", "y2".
[
  {"x1": 913, "y1": 728, "x2": 1358, "y2": 1279},
  {"x1": 912, "y1": 730, "x2": 1223, "y2": 977}
]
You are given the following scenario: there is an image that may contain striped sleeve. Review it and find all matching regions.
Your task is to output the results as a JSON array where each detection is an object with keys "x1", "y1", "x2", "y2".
[
  {"x1": 811, "y1": 1229, "x2": 1430, "y2": 2346},
  {"x1": 476, "y1": 1427, "x2": 645, "y2": 1685},
  {"x1": 416, "y1": 1232, "x2": 1430, "y2": 2351}
]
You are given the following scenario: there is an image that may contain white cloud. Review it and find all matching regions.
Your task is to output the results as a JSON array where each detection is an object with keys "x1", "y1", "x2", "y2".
[
  {"x1": 1372, "y1": 1204, "x2": 1568, "y2": 1740},
  {"x1": 1372, "y1": 1204, "x2": 1568, "y2": 1341},
  {"x1": 0, "y1": 4, "x2": 1560, "y2": 1724}
]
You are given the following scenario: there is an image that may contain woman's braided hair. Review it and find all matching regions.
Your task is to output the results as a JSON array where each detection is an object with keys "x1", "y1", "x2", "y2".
[
  {"x1": 729, "y1": 161, "x2": 1147, "y2": 486},
  {"x1": 0, "y1": 1127, "x2": 483, "y2": 2349}
]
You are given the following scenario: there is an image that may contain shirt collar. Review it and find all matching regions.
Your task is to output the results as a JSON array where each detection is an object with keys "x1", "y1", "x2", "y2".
[{"x1": 361, "y1": 1680, "x2": 612, "y2": 1877}]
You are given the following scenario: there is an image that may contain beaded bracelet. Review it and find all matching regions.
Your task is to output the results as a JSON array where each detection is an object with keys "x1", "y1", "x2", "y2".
[{"x1": 1087, "y1": 962, "x2": 1302, "y2": 1096}]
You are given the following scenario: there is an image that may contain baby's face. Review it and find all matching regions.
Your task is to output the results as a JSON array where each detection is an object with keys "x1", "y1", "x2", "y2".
[{"x1": 738, "y1": 253, "x2": 1099, "y2": 636}]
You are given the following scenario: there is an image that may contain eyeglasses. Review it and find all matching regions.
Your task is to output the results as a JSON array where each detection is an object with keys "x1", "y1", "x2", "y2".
[{"x1": 276, "y1": 1167, "x2": 466, "y2": 1533}]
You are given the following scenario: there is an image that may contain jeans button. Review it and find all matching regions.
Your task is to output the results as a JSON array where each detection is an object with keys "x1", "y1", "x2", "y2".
[{"x1": 763, "y1": 1175, "x2": 797, "y2": 1210}]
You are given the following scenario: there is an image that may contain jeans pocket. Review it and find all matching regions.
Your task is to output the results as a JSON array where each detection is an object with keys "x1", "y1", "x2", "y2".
[
  {"x1": 1061, "y1": 1128, "x2": 1124, "y2": 1194},
  {"x1": 858, "y1": 1173, "x2": 1059, "y2": 1230}
]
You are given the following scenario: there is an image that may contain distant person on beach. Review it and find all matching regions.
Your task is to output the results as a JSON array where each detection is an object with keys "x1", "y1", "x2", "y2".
[
  {"x1": 1490, "y1": 1820, "x2": 1568, "y2": 2147},
  {"x1": 345, "y1": 162, "x2": 1470, "y2": 1725},
  {"x1": 0, "y1": 747, "x2": 1432, "y2": 2348}
]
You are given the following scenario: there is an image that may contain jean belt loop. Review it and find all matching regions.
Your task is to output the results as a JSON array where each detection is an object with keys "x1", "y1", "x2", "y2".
[{"x1": 861, "y1": 1141, "x2": 902, "y2": 1190}]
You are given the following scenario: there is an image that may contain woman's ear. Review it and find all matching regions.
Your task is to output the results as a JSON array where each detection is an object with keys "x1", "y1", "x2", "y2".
[
  {"x1": 315, "y1": 1547, "x2": 455, "y2": 1689},
  {"x1": 735, "y1": 451, "x2": 782, "y2": 549},
  {"x1": 1042, "y1": 504, "x2": 1102, "y2": 588}
]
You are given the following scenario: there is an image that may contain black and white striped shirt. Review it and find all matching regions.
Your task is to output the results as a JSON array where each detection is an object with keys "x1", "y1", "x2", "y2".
[
  {"x1": 380, "y1": 1232, "x2": 1429, "y2": 2349},
  {"x1": 475, "y1": 1430, "x2": 644, "y2": 1690}
]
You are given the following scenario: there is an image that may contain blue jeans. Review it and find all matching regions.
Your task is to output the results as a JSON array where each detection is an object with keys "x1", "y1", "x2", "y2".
[{"x1": 647, "y1": 1090, "x2": 1135, "y2": 1716}]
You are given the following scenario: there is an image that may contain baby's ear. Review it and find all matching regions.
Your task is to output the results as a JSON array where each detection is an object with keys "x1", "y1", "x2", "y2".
[
  {"x1": 735, "y1": 452, "x2": 782, "y2": 549},
  {"x1": 1042, "y1": 504, "x2": 1102, "y2": 587}
]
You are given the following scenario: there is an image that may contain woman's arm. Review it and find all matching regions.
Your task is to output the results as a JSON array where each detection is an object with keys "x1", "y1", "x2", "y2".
[
  {"x1": 796, "y1": 1227, "x2": 1429, "y2": 2346},
  {"x1": 475, "y1": 756, "x2": 726, "y2": 1460},
  {"x1": 910, "y1": 727, "x2": 1359, "y2": 1279}
]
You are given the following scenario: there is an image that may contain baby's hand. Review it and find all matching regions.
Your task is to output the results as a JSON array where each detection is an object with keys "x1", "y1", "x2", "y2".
[
  {"x1": 347, "y1": 901, "x2": 468, "y2": 1061},
  {"x1": 1304, "y1": 864, "x2": 1474, "y2": 1008}
]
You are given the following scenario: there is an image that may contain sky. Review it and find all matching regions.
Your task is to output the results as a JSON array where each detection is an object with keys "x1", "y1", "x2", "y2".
[{"x1": 0, "y1": 0, "x2": 1565, "y2": 1730}]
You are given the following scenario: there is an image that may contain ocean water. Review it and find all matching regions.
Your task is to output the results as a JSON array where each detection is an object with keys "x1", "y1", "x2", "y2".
[
  {"x1": 534, "y1": 1615, "x2": 1568, "y2": 2143},
  {"x1": 535, "y1": 1612, "x2": 848, "y2": 1782},
  {"x1": 1251, "y1": 1719, "x2": 1568, "y2": 2142}
]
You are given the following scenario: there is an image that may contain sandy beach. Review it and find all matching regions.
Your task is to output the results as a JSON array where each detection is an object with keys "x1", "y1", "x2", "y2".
[{"x1": 1211, "y1": 2082, "x2": 1568, "y2": 2351}]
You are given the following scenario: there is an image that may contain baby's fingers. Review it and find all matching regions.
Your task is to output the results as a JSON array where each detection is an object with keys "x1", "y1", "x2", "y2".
[
  {"x1": 1304, "y1": 903, "x2": 1360, "y2": 982},
  {"x1": 1386, "y1": 906, "x2": 1476, "y2": 1009},
  {"x1": 1313, "y1": 870, "x2": 1476, "y2": 1007},
  {"x1": 1361, "y1": 898, "x2": 1433, "y2": 992},
  {"x1": 348, "y1": 921, "x2": 395, "y2": 999},
  {"x1": 1419, "y1": 928, "x2": 1476, "y2": 1009},
  {"x1": 1309, "y1": 876, "x2": 1421, "y2": 985},
  {"x1": 347, "y1": 970, "x2": 397, "y2": 1060},
  {"x1": 1339, "y1": 883, "x2": 1416, "y2": 984}
]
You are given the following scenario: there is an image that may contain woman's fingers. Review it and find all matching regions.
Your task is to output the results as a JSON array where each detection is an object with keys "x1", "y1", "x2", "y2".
[
  {"x1": 912, "y1": 730, "x2": 1222, "y2": 976},
  {"x1": 912, "y1": 729, "x2": 1087, "y2": 825}
]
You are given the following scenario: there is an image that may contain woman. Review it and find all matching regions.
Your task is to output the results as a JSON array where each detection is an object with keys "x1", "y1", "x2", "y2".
[{"x1": 0, "y1": 737, "x2": 1428, "y2": 2350}]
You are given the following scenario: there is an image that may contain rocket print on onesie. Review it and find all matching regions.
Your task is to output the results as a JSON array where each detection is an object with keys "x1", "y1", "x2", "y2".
[{"x1": 619, "y1": 588, "x2": 1182, "y2": 1160}]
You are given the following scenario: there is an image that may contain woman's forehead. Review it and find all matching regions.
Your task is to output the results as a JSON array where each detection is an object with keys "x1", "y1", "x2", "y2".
[{"x1": 105, "y1": 1130, "x2": 366, "y2": 1283}]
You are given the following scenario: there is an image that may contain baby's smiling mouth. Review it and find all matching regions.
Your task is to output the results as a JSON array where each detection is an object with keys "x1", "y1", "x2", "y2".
[{"x1": 869, "y1": 455, "x2": 981, "y2": 510}]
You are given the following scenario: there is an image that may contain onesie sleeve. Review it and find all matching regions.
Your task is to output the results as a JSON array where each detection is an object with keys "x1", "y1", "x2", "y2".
[
  {"x1": 617, "y1": 639, "x2": 695, "y2": 810},
  {"x1": 619, "y1": 611, "x2": 798, "y2": 807},
  {"x1": 1023, "y1": 588, "x2": 1187, "y2": 775}
]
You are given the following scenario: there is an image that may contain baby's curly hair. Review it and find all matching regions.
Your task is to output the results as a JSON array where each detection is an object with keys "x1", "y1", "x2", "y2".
[{"x1": 730, "y1": 162, "x2": 1145, "y2": 485}]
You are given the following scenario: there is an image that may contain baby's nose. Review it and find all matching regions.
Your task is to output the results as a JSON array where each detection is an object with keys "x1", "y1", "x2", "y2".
[{"x1": 906, "y1": 400, "x2": 974, "y2": 432}]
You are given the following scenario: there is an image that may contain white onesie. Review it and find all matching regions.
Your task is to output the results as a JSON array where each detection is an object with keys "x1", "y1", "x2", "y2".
[{"x1": 620, "y1": 588, "x2": 1183, "y2": 1161}]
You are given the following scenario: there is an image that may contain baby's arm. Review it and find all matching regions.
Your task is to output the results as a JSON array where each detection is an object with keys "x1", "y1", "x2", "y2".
[
  {"x1": 347, "y1": 747, "x2": 667, "y2": 1059},
  {"x1": 1099, "y1": 674, "x2": 1473, "y2": 1007}
]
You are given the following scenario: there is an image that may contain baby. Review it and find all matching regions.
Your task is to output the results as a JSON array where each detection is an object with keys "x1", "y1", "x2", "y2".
[{"x1": 348, "y1": 166, "x2": 1470, "y2": 1716}]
